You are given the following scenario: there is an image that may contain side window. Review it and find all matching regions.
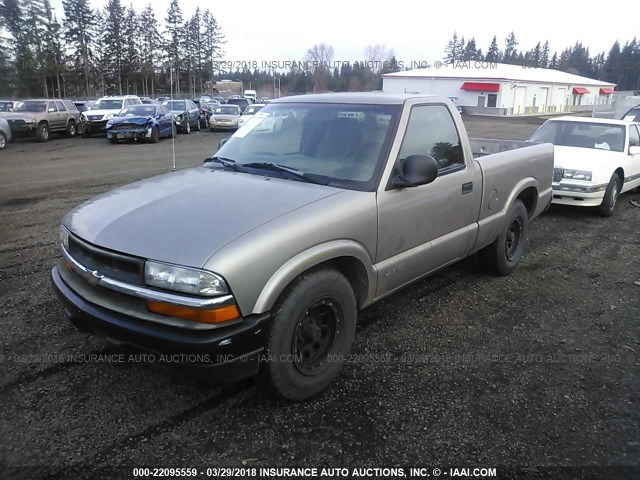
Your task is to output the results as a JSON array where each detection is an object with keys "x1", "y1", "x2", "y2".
[
  {"x1": 629, "y1": 125, "x2": 640, "y2": 147},
  {"x1": 48, "y1": 102, "x2": 58, "y2": 112},
  {"x1": 398, "y1": 104, "x2": 465, "y2": 173},
  {"x1": 124, "y1": 99, "x2": 132, "y2": 106},
  {"x1": 55, "y1": 101, "x2": 66, "y2": 111}
]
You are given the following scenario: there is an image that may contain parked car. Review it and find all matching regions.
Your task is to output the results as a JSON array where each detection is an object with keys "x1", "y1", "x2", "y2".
[
  {"x1": 0, "y1": 100, "x2": 14, "y2": 112},
  {"x1": 259, "y1": 97, "x2": 271, "y2": 103},
  {"x1": 73, "y1": 101, "x2": 90, "y2": 113},
  {"x1": 209, "y1": 104, "x2": 241, "y2": 131},
  {"x1": 227, "y1": 95, "x2": 241, "y2": 100},
  {"x1": 211, "y1": 96, "x2": 225, "y2": 104},
  {"x1": 226, "y1": 97, "x2": 250, "y2": 112},
  {"x1": 529, "y1": 116, "x2": 640, "y2": 216},
  {"x1": 238, "y1": 103, "x2": 265, "y2": 127},
  {"x1": 51, "y1": 93, "x2": 553, "y2": 401},
  {"x1": 81, "y1": 95, "x2": 142, "y2": 137},
  {"x1": 243, "y1": 89, "x2": 257, "y2": 103},
  {"x1": 106, "y1": 104, "x2": 176, "y2": 144},
  {"x1": 621, "y1": 105, "x2": 640, "y2": 122},
  {"x1": 156, "y1": 96, "x2": 170, "y2": 103},
  {"x1": 2, "y1": 99, "x2": 80, "y2": 141},
  {"x1": 193, "y1": 99, "x2": 215, "y2": 128},
  {"x1": 139, "y1": 96, "x2": 155, "y2": 104},
  {"x1": 162, "y1": 99, "x2": 200, "y2": 133},
  {"x1": 0, "y1": 117, "x2": 12, "y2": 149}
]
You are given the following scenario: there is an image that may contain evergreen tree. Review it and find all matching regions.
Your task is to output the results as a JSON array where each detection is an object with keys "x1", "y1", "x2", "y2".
[
  {"x1": 165, "y1": 0, "x2": 183, "y2": 96},
  {"x1": 62, "y1": 0, "x2": 96, "y2": 96},
  {"x1": 443, "y1": 32, "x2": 464, "y2": 64},
  {"x1": 540, "y1": 41, "x2": 550, "y2": 68},
  {"x1": 139, "y1": 3, "x2": 161, "y2": 97},
  {"x1": 101, "y1": 0, "x2": 125, "y2": 94},
  {"x1": 503, "y1": 32, "x2": 518, "y2": 64},
  {"x1": 485, "y1": 35, "x2": 501, "y2": 62}
]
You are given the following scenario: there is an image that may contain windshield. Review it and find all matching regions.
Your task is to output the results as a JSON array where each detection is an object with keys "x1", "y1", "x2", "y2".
[
  {"x1": 118, "y1": 105, "x2": 156, "y2": 117},
  {"x1": 165, "y1": 100, "x2": 186, "y2": 111},
  {"x1": 623, "y1": 108, "x2": 640, "y2": 122},
  {"x1": 215, "y1": 106, "x2": 239, "y2": 115},
  {"x1": 243, "y1": 105, "x2": 263, "y2": 116},
  {"x1": 530, "y1": 121, "x2": 626, "y2": 152},
  {"x1": 15, "y1": 101, "x2": 47, "y2": 112},
  {"x1": 211, "y1": 102, "x2": 400, "y2": 191},
  {"x1": 91, "y1": 99, "x2": 124, "y2": 110}
]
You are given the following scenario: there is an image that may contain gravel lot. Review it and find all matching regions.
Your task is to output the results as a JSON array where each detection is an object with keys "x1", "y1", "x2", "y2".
[{"x1": 0, "y1": 116, "x2": 639, "y2": 476}]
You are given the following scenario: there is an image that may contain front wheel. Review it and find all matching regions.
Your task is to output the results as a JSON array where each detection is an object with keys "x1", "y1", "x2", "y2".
[
  {"x1": 256, "y1": 268, "x2": 357, "y2": 401},
  {"x1": 183, "y1": 121, "x2": 191, "y2": 134},
  {"x1": 479, "y1": 199, "x2": 529, "y2": 276},
  {"x1": 0, "y1": 131, "x2": 6, "y2": 149},
  {"x1": 598, "y1": 174, "x2": 621, "y2": 217},
  {"x1": 194, "y1": 118, "x2": 201, "y2": 131},
  {"x1": 66, "y1": 121, "x2": 77, "y2": 138},
  {"x1": 150, "y1": 126, "x2": 159, "y2": 143},
  {"x1": 36, "y1": 123, "x2": 50, "y2": 142}
]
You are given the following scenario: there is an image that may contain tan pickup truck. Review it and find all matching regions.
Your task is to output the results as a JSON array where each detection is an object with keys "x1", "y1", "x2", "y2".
[{"x1": 52, "y1": 93, "x2": 553, "y2": 400}]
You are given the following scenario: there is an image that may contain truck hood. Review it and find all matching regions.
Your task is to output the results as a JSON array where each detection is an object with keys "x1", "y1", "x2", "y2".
[
  {"x1": 63, "y1": 167, "x2": 343, "y2": 267},
  {"x1": 554, "y1": 145, "x2": 624, "y2": 170},
  {"x1": 84, "y1": 109, "x2": 120, "y2": 119},
  {"x1": 1, "y1": 111, "x2": 41, "y2": 120}
]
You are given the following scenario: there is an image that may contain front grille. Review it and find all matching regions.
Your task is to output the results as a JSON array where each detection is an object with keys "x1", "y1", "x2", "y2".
[
  {"x1": 68, "y1": 235, "x2": 145, "y2": 285},
  {"x1": 111, "y1": 124, "x2": 143, "y2": 131},
  {"x1": 87, "y1": 115, "x2": 103, "y2": 121},
  {"x1": 553, "y1": 168, "x2": 564, "y2": 183},
  {"x1": 8, "y1": 119, "x2": 26, "y2": 126}
]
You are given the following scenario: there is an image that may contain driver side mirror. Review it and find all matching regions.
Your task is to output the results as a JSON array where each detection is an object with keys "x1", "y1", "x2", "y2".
[
  {"x1": 390, "y1": 154, "x2": 439, "y2": 189},
  {"x1": 218, "y1": 138, "x2": 228, "y2": 149}
]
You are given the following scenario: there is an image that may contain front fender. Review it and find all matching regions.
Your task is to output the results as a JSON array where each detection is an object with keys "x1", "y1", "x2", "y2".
[{"x1": 251, "y1": 239, "x2": 377, "y2": 314}]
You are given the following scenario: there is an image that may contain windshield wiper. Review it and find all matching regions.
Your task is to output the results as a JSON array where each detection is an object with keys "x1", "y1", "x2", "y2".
[
  {"x1": 204, "y1": 156, "x2": 244, "y2": 171},
  {"x1": 241, "y1": 162, "x2": 327, "y2": 185}
]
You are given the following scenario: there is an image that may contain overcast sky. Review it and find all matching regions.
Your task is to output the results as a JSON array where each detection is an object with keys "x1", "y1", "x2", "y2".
[{"x1": 50, "y1": 0, "x2": 638, "y2": 65}]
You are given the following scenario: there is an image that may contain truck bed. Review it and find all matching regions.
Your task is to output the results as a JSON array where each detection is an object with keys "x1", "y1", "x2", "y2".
[{"x1": 469, "y1": 138, "x2": 538, "y2": 158}]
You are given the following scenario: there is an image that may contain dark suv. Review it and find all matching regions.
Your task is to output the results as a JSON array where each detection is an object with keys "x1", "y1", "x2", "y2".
[
  {"x1": 2, "y1": 99, "x2": 80, "y2": 141},
  {"x1": 225, "y1": 97, "x2": 250, "y2": 112}
]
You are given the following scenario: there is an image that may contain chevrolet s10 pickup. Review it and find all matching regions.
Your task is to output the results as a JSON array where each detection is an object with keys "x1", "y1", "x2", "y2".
[{"x1": 52, "y1": 93, "x2": 554, "y2": 400}]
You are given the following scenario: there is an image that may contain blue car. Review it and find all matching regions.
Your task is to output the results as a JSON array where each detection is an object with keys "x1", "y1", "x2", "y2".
[{"x1": 106, "y1": 104, "x2": 175, "y2": 144}]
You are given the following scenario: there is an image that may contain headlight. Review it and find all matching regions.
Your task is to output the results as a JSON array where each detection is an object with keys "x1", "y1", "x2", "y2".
[
  {"x1": 59, "y1": 226, "x2": 69, "y2": 250},
  {"x1": 145, "y1": 261, "x2": 228, "y2": 296},
  {"x1": 104, "y1": 113, "x2": 115, "y2": 120},
  {"x1": 176, "y1": 114, "x2": 183, "y2": 121},
  {"x1": 80, "y1": 114, "x2": 88, "y2": 121},
  {"x1": 24, "y1": 118, "x2": 37, "y2": 123},
  {"x1": 563, "y1": 169, "x2": 592, "y2": 181}
]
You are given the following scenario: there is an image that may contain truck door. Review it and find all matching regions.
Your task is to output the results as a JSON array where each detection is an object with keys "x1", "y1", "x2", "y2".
[
  {"x1": 375, "y1": 103, "x2": 482, "y2": 296},
  {"x1": 55, "y1": 101, "x2": 68, "y2": 130}
]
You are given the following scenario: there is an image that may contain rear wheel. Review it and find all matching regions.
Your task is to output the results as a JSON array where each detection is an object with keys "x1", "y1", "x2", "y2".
[
  {"x1": 0, "y1": 131, "x2": 6, "y2": 150},
  {"x1": 598, "y1": 173, "x2": 621, "y2": 217},
  {"x1": 256, "y1": 268, "x2": 357, "y2": 401},
  {"x1": 479, "y1": 199, "x2": 529, "y2": 276},
  {"x1": 36, "y1": 122, "x2": 50, "y2": 142}
]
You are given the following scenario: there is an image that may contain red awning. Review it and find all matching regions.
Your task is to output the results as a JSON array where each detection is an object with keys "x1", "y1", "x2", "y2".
[
  {"x1": 460, "y1": 82, "x2": 500, "y2": 92},
  {"x1": 572, "y1": 87, "x2": 590, "y2": 95},
  {"x1": 599, "y1": 87, "x2": 615, "y2": 95}
]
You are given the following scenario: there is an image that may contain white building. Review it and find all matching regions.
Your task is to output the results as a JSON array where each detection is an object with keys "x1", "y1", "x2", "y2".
[{"x1": 382, "y1": 62, "x2": 616, "y2": 115}]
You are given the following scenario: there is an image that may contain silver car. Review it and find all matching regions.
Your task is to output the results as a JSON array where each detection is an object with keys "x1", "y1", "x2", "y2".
[
  {"x1": 0, "y1": 117, "x2": 13, "y2": 149},
  {"x1": 209, "y1": 105, "x2": 241, "y2": 131},
  {"x1": 52, "y1": 93, "x2": 553, "y2": 401}
]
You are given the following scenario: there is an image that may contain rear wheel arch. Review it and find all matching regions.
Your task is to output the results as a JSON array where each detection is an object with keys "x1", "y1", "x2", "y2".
[{"x1": 516, "y1": 186, "x2": 538, "y2": 219}]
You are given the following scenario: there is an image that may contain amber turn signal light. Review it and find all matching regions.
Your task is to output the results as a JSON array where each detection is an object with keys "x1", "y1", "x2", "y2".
[{"x1": 147, "y1": 301, "x2": 240, "y2": 324}]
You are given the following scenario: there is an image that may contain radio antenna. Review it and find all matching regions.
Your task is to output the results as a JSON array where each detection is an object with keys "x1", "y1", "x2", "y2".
[{"x1": 170, "y1": 64, "x2": 176, "y2": 172}]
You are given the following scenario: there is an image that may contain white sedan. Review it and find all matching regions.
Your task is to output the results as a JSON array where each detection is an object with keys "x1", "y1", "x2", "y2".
[{"x1": 529, "y1": 117, "x2": 640, "y2": 216}]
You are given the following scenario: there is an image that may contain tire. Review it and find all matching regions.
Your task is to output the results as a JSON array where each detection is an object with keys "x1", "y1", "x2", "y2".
[
  {"x1": 150, "y1": 126, "x2": 160, "y2": 143},
  {"x1": 598, "y1": 173, "x2": 621, "y2": 217},
  {"x1": 36, "y1": 122, "x2": 50, "y2": 142},
  {"x1": 0, "y1": 131, "x2": 6, "y2": 150},
  {"x1": 184, "y1": 121, "x2": 190, "y2": 134},
  {"x1": 194, "y1": 118, "x2": 201, "y2": 131},
  {"x1": 256, "y1": 268, "x2": 357, "y2": 401},
  {"x1": 65, "y1": 121, "x2": 77, "y2": 138},
  {"x1": 479, "y1": 199, "x2": 529, "y2": 276}
]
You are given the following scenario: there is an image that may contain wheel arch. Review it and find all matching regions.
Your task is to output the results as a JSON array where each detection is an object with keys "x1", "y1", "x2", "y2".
[{"x1": 251, "y1": 240, "x2": 377, "y2": 315}]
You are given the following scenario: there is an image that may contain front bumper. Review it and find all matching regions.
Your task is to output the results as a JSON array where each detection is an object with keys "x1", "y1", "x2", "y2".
[
  {"x1": 7, "y1": 121, "x2": 36, "y2": 136},
  {"x1": 83, "y1": 120, "x2": 108, "y2": 134},
  {"x1": 210, "y1": 121, "x2": 238, "y2": 130},
  {"x1": 107, "y1": 127, "x2": 152, "y2": 140},
  {"x1": 551, "y1": 182, "x2": 607, "y2": 207},
  {"x1": 51, "y1": 266, "x2": 269, "y2": 382}
]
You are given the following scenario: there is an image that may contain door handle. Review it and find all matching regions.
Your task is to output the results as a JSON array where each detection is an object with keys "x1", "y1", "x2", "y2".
[{"x1": 462, "y1": 182, "x2": 473, "y2": 195}]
